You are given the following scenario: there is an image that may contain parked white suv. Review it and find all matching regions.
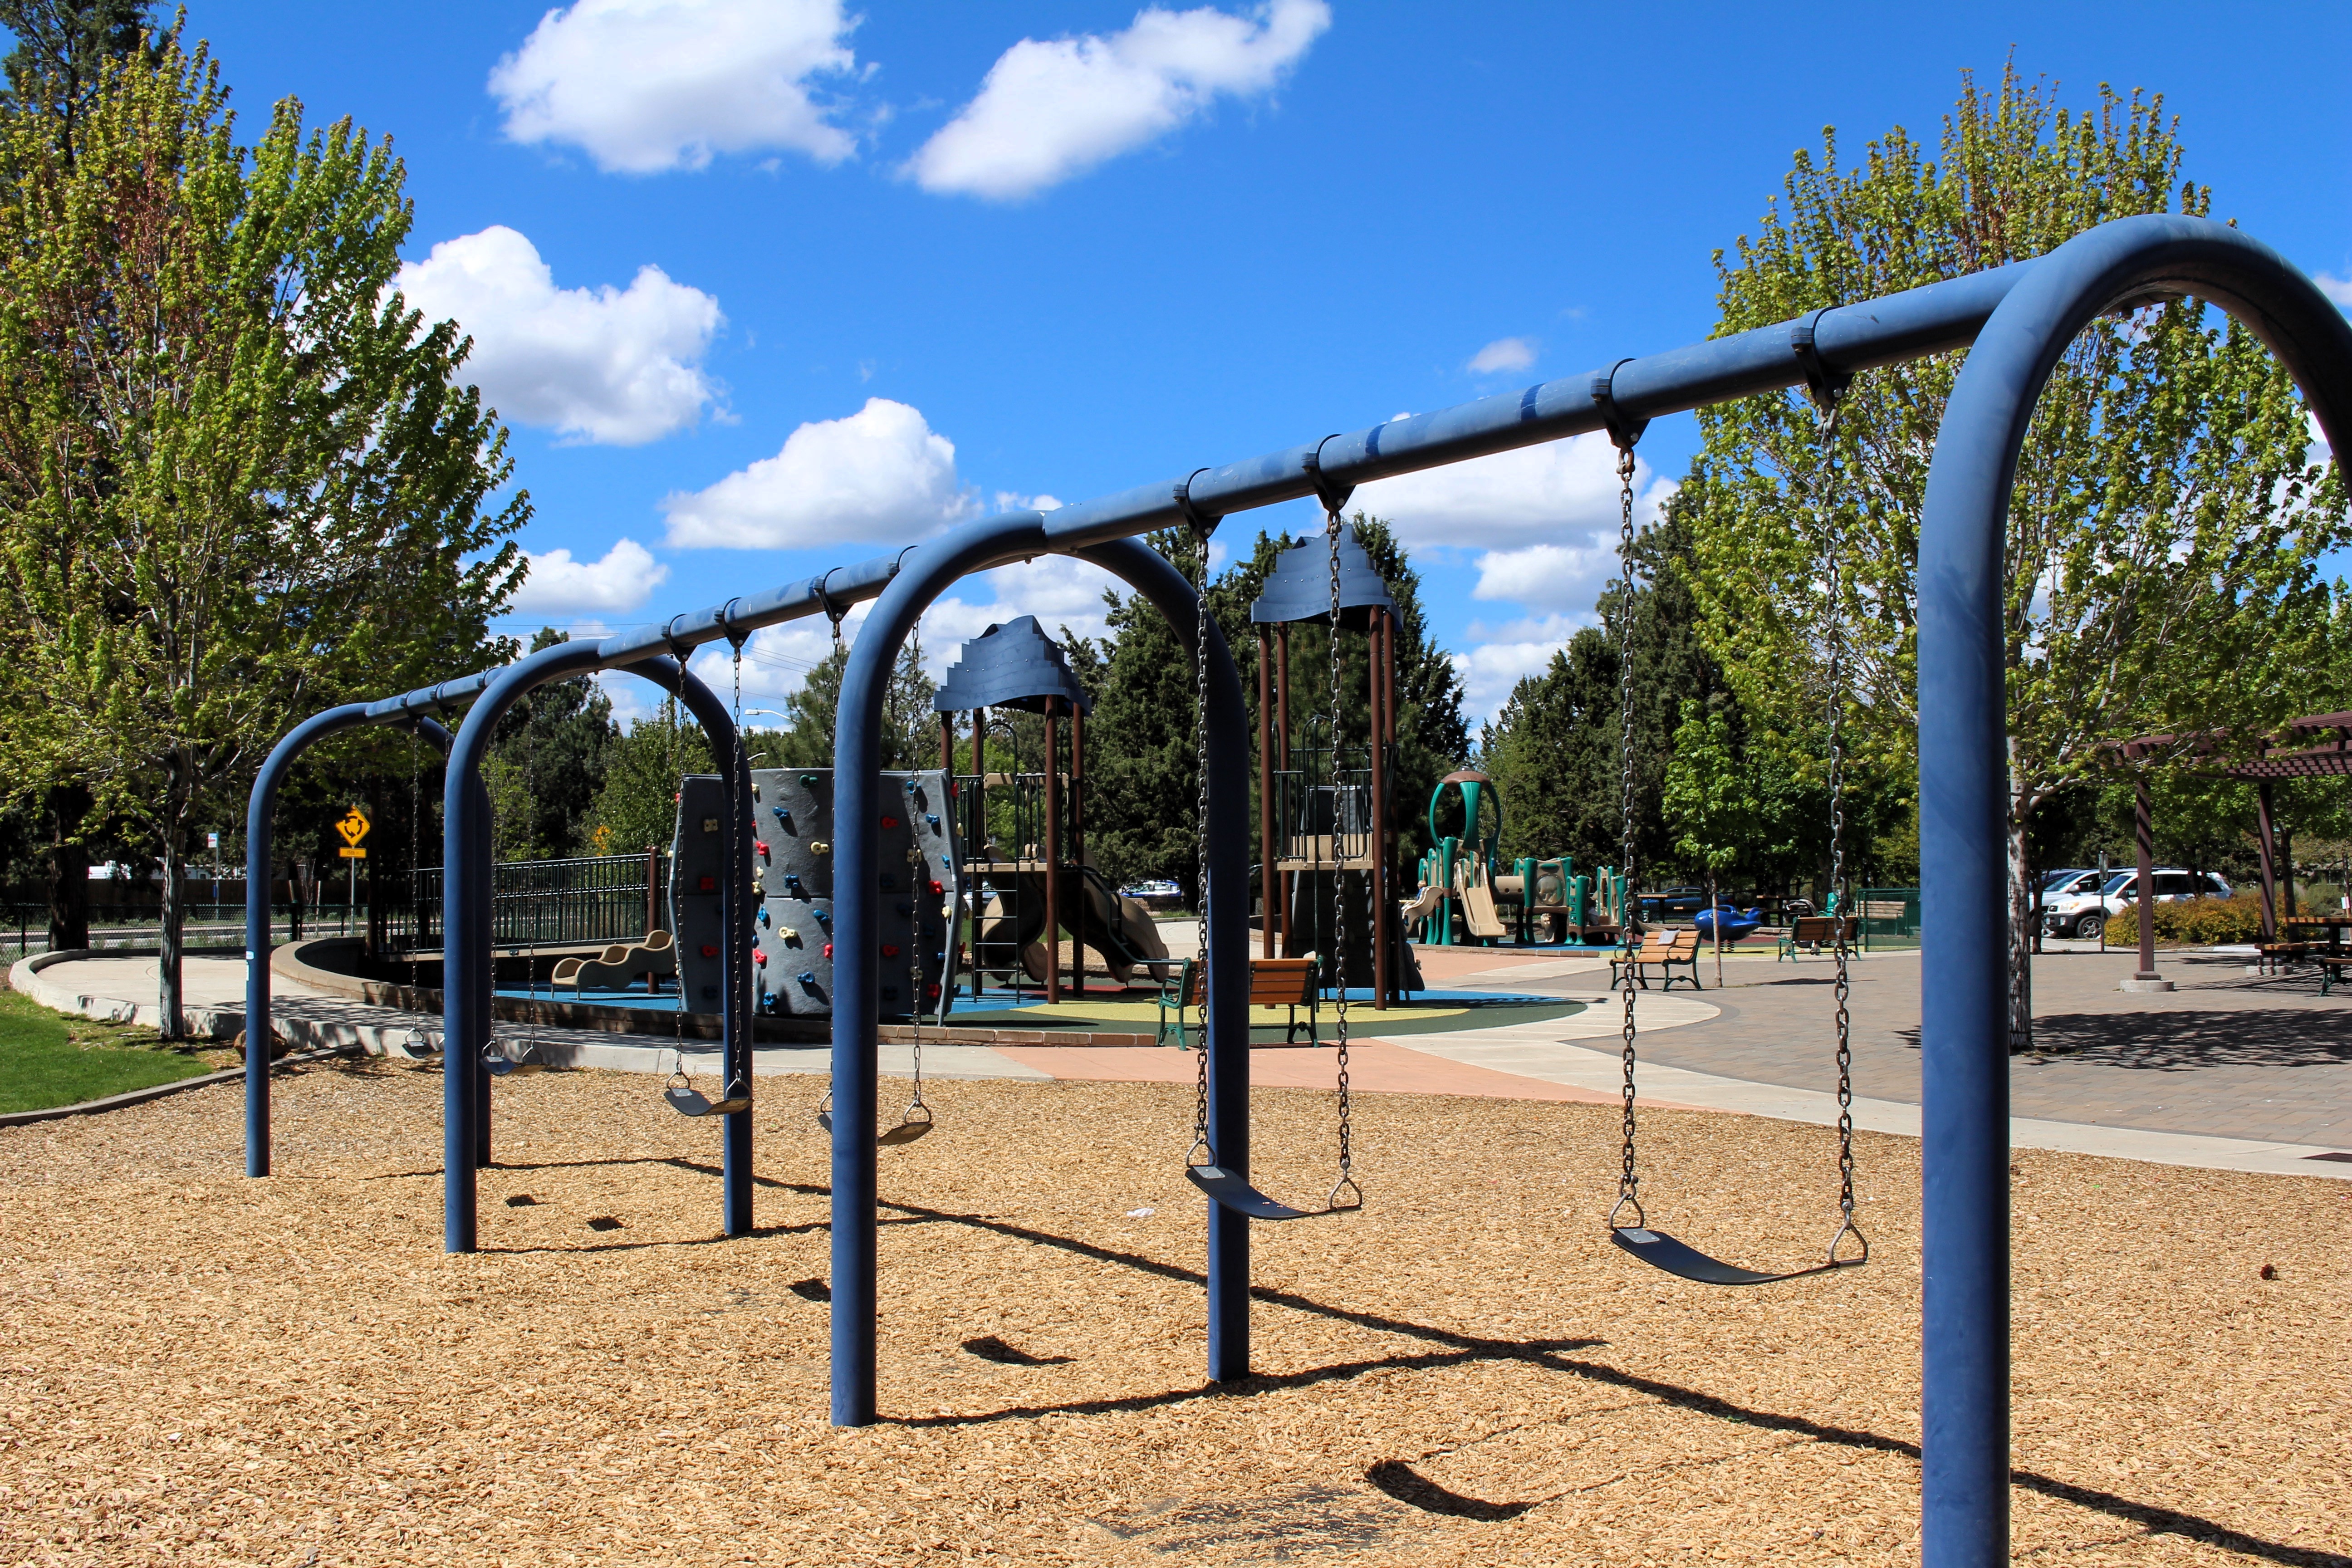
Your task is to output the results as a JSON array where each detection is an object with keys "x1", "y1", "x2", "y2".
[{"x1": 2042, "y1": 868, "x2": 2232, "y2": 939}]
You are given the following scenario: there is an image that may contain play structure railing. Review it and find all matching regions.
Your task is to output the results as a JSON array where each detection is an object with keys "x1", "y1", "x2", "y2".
[
  {"x1": 400, "y1": 852, "x2": 668, "y2": 952},
  {"x1": 1268, "y1": 746, "x2": 1377, "y2": 866}
]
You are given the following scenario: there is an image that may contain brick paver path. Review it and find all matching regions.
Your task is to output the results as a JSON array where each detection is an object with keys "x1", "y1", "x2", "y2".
[{"x1": 1550, "y1": 946, "x2": 2351, "y2": 1148}]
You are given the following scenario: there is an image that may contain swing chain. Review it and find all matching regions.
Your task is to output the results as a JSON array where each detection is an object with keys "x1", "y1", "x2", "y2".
[
  {"x1": 728, "y1": 625, "x2": 750, "y2": 1103},
  {"x1": 1323, "y1": 503, "x2": 1356, "y2": 1207},
  {"x1": 1818, "y1": 376, "x2": 1866, "y2": 1265},
  {"x1": 1610, "y1": 433, "x2": 1643, "y2": 1230},
  {"x1": 904, "y1": 774, "x2": 928, "y2": 1120},
  {"x1": 1186, "y1": 515, "x2": 1214, "y2": 1166}
]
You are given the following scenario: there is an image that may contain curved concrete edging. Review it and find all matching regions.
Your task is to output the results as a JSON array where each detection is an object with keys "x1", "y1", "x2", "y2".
[{"x1": 9, "y1": 947, "x2": 246, "y2": 1039}]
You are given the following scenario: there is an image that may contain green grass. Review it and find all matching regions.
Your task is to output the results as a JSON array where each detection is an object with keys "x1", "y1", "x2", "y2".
[{"x1": 0, "y1": 987, "x2": 228, "y2": 1114}]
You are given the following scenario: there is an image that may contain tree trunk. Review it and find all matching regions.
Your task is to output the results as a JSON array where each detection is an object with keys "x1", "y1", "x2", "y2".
[
  {"x1": 157, "y1": 755, "x2": 189, "y2": 1041},
  {"x1": 2005, "y1": 755, "x2": 2034, "y2": 1055},
  {"x1": 44, "y1": 784, "x2": 90, "y2": 951},
  {"x1": 158, "y1": 836, "x2": 186, "y2": 1040}
]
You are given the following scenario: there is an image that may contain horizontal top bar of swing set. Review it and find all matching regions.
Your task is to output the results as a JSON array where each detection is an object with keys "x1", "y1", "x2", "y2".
[{"x1": 358, "y1": 259, "x2": 2028, "y2": 721}]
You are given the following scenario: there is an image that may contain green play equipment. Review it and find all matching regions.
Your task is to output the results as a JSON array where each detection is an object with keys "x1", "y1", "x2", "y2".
[{"x1": 1408, "y1": 770, "x2": 1627, "y2": 947}]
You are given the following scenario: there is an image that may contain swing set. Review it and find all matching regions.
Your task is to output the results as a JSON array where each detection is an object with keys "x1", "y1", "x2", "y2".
[{"x1": 241, "y1": 216, "x2": 2350, "y2": 1567}]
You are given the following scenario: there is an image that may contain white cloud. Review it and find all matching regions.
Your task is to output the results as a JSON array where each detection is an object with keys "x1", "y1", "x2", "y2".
[
  {"x1": 1451, "y1": 613, "x2": 1582, "y2": 723},
  {"x1": 1470, "y1": 539, "x2": 1624, "y2": 613},
  {"x1": 906, "y1": 0, "x2": 1329, "y2": 200},
  {"x1": 1352, "y1": 429, "x2": 1675, "y2": 554},
  {"x1": 397, "y1": 226, "x2": 722, "y2": 446},
  {"x1": 489, "y1": 0, "x2": 861, "y2": 175},
  {"x1": 662, "y1": 398, "x2": 979, "y2": 550},
  {"x1": 509, "y1": 539, "x2": 671, "y2": 617},
  {"x1": 1467, "y1": 337, "x2": 1536, "y2": 375},
  {"x1": 2315, "y1": 271, "x2": 2352, "y2": 308}
]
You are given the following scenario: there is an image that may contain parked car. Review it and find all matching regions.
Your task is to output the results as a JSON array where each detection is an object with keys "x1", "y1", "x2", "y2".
[
  {"x1": 1638, "y1": 887, "x2": 1710, "y2": 920},
  {"x1": 2042, "y1": 868, "x2": 2232, "y2": 938},
  {"x1": 2039, "y1": 868, "x2": 2098, "y2": 903}
]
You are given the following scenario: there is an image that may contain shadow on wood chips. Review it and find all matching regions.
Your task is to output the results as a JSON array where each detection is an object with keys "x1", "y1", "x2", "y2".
[{"x1": 0, "y1": 1057, "x2": 2344, "y2": 1566}]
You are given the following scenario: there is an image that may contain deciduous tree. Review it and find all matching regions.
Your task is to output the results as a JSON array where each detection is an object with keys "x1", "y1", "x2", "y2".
[
  {"x1": 0, "y1": 31, "x2": 526, "y2": 1034},
  {"x1": 1680, "y1": 66, "x2": 2346, "y2": 1047}
]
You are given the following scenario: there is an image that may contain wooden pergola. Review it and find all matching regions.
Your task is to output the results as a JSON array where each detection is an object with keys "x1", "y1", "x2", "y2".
[{"x1": 2113, "y1": 710, "x2": 2352, "y2": 975}]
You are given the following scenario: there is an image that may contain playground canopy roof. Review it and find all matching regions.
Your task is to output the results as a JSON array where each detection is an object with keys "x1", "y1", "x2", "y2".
[
  {"x1": 1249, "y1": 529, "x2": 1396, "y2": 630},
  {"x1": 933, "y1": 616, "x2": 1093, "y2": 715},
  {"x1": 2116, "y1": 710, "x2": 2352, "y2": 780}
]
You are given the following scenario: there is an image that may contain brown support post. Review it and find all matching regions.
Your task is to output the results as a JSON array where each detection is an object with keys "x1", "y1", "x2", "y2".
[
  {"x1": 1070, "y1": 701, "x2": 1086, "y2": 997},
  {"x1": 2133, "y1": 776, "x2": 2163, "y2": 985},
  {"x1": 1277, "y1": 623, "x2": 1293, "y2": 957},
  {"x1": 1369, "y1": 610, "x2": 1390, "y2": 1009},
  {"x1": 2255, "y1": 780, "x2": 2280, "y2": 943},
  {"x1": 1044, "y1": 697, "x2": 1063, "y2": 1004},
  {"x1": 938, "y1": 713, "x2": 952, "y2": 772},
  {"x1": 1258, "y1": 625, "x2": 1276, "y2": 959},
  {"x1": 645, "y1": 845, "x2": 660, "y2": 938}
]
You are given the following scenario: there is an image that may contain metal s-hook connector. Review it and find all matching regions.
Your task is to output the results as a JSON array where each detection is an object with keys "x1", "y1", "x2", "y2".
[
  {"x1": 1301, "y1": 436, "x2": 1355, "y2": 519},
  {"x1": 1590, "y1": 359, "x2": 1650, "y2": 456},
  {"x1": 1172, "y1": 469, "x2": 1220, "y2": 539},
  {"x1": 1791, "y1": 310, "x2": 1853, "y2": 432}
]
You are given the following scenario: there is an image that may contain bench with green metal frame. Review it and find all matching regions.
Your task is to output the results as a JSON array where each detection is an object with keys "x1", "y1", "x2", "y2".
[{"x1": 1156, "y1": 955, "x2": 1323, "y2": 1048}]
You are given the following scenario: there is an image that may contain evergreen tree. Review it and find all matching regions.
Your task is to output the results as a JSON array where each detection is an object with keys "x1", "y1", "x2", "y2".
[{"x1": 487, "y1": 630, "x2": 614, "y2": 860}]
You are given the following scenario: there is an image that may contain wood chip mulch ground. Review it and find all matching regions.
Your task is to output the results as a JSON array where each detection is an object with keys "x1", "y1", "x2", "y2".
[{"x1": 0, "y1": 1057, "x2": 2344, "y2": 1567}]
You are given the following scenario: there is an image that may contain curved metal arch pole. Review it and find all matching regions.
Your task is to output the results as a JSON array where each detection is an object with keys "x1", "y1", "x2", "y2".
[
  {"x1": 827, "y1": 518, "x2": 1256, "y2": 1427},
  {"x1": 442, "y1": 644, "x2": 755, "y2": 1253},
  {"x1": 1916, "y1": 213, "x2": 2352, "y2": 1568},
  {"x1": 242, "y1": 704, "x2": 483, "y2": 1176},
  {"x1": 1078, "y1": 537, "x2": 1254, "y2": 1384}
]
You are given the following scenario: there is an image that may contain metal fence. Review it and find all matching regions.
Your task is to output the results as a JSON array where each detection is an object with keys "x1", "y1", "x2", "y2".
[{"x1": 402, "y1": 852, "x2": 664, "y2": 951}]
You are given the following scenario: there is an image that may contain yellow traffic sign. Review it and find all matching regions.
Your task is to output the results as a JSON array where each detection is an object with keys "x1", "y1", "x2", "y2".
[
  {"x1": 336, "y1": 808, "x2": 371, "y2": 848},
  {"x1": 338, "y1": 846, "x2": 367, "y2": 859}
]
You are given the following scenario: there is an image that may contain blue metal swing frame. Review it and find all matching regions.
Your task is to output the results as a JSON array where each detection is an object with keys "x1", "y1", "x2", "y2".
[{"x1": 239, "y1": 216, "x2": 2350, "y2": 1568}]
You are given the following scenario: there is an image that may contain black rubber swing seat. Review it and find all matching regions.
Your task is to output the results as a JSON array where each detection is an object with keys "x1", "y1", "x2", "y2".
[
  {"x1": 816, "y1": 1109, "x2": 934, "y2": 1145},
  {"x1": 1185, "y1": 1165, "x2": 1361, "y2": 1222},
  {"x1": 666, "y1": 1084, "x2": 750, "y2": 1117},
  {"x1": 1610, "y1": 1225, "x2": 1863, "y2": 1287}
]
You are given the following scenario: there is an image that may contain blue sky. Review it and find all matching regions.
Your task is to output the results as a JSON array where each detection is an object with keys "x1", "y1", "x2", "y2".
[{"x1": 184, "y1": 0, "x2": 2351, "y2": 725}]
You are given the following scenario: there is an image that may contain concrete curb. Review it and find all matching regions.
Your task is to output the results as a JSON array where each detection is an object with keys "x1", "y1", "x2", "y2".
[{"x1": 9, "y1": 947, "x2": 248, "y2": 1039}]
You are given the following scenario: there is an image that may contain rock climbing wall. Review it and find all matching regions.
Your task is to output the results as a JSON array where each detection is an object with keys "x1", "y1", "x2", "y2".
[{"x1": 674, "y1": 768, "x2": 961, "y2": 1023}]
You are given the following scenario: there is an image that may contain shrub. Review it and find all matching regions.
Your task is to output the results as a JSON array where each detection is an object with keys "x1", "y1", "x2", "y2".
[{"x1": 2102, "y1": 893, "x2": 2284, "y2": 947}]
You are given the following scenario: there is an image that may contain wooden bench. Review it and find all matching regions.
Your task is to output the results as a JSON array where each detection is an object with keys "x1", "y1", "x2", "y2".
[
  {"x1": 1608, "y1": 928, "x2": 1703, "y2": 991},
  {"x1": 1777, "y1": 915, "x2": 1858, "y2": 962},
  {"x1": 1156, "y1": 956, "x2": 1323, "y2": 1049}
]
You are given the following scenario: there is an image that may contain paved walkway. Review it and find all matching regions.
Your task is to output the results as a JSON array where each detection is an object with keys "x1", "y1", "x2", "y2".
[{"x1": 15, "y1": 945, "x2": 2349, "y2": 1179}]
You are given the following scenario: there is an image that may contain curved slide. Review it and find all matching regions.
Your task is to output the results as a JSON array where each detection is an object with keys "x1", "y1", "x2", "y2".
[{"x1": 972, "y1": 867, "x2": 1174, "y2": 986}]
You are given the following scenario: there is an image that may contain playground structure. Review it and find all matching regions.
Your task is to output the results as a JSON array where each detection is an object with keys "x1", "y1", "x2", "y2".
[
  {"x1": 234, "y1": 215, "x2": 2352, "y2": 1567},
  {"x1": 1248, "y1": 529, "x2": 1415, "y2": 1004},
  {"x1": 933, "y1": 617, "x2": 1170, "y2": 1001},
  {"x1": 1413, "y1": 769, "x2": 1630, "y2": 946}
]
